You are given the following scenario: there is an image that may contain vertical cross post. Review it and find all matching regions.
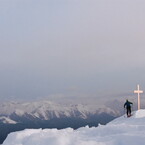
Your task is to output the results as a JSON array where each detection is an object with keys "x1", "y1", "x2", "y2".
[{"x1": 134, "y1": 84, "x2": 143, "y2": 110}]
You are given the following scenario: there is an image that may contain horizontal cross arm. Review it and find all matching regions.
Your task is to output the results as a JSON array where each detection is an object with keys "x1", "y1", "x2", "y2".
[{"x1": 134, "y1": 90, "x2": 143, "y2": 93}]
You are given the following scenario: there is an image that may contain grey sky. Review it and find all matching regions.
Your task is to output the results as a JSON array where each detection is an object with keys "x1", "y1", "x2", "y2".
[{"x1": 0, "y1": 0, "x2": 145, "y2": 102}]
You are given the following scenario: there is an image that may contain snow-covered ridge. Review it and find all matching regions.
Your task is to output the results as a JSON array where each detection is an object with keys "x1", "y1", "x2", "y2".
[
  {"x1": 0, "y1": 100, "x2": 119, "y2": 124},
  {"x1": 3, "y1": 110, "x2": 145, "y2": 145}
]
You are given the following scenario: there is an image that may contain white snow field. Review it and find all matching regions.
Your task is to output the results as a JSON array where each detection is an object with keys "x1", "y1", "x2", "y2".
[{"x1": 3, "y1": 110, "x2": 145, "y2": 145}]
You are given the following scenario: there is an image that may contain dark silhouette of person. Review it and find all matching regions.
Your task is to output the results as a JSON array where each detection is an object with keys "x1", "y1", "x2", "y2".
[{"x1": 124, "y1": 99, "x2": 133, "y2": 117}]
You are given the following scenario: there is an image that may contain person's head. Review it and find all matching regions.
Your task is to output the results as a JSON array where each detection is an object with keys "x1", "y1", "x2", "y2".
[{"x1": 126, "y1": 99, "x2": 128, "y2": 102}]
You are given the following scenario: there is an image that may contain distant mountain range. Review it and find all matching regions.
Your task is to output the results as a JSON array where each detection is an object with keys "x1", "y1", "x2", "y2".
[{"x1": 0, "y1": 100, "x2": 120, "y2": 144}]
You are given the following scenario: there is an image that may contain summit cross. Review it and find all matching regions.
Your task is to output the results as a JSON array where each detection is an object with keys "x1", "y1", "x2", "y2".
[{"x1": 134, "y1": 84, "x2": 143, "y2": 110}]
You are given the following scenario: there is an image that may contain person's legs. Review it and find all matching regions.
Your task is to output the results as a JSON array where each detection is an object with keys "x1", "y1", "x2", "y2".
[
  {"x1": 128, "y1": 107, "x2": 131, "y2": 115},
  {"x1": 127, "y1": 108, "x2": 129, "y2": 116},
  {"x1": 127, "y1": 106, "x2": 131, "y2": 117}
]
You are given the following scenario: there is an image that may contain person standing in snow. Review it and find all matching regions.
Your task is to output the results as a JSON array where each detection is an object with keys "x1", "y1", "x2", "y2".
[{"x1": 124, "y1": 100, "x2": 133, "y2": 117}]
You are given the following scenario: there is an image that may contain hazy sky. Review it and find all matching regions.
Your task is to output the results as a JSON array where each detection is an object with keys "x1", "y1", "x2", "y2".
[{"x1": 0, "y1": 0, "x2": 145, "y2": 102}]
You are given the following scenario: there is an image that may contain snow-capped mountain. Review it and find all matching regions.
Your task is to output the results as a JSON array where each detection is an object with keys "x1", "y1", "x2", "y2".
[
  {"x1": 3, "y1": 110, "x2": 145, "y2": 145},
  {"x1": 0, "y1": 100, "x2": 119, "y2": 123}
]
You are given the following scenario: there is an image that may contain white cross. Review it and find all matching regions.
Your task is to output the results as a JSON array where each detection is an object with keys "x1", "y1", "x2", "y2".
[{"x1": 134, "y1": 84, "x2": 143, "y2": 110}]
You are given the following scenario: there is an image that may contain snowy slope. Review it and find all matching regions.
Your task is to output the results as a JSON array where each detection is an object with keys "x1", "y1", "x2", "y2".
[
  {"x1": 0, "y1": 117, "x2": 17, "y2": 124},
  {"x1": 3, "y1": 110, "x2": 145, "y2": 145}
]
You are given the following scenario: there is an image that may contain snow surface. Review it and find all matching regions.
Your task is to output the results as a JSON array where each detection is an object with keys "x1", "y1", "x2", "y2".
[{"x1": 3, "y1": 110, "x2": 145, "y2": 145}]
